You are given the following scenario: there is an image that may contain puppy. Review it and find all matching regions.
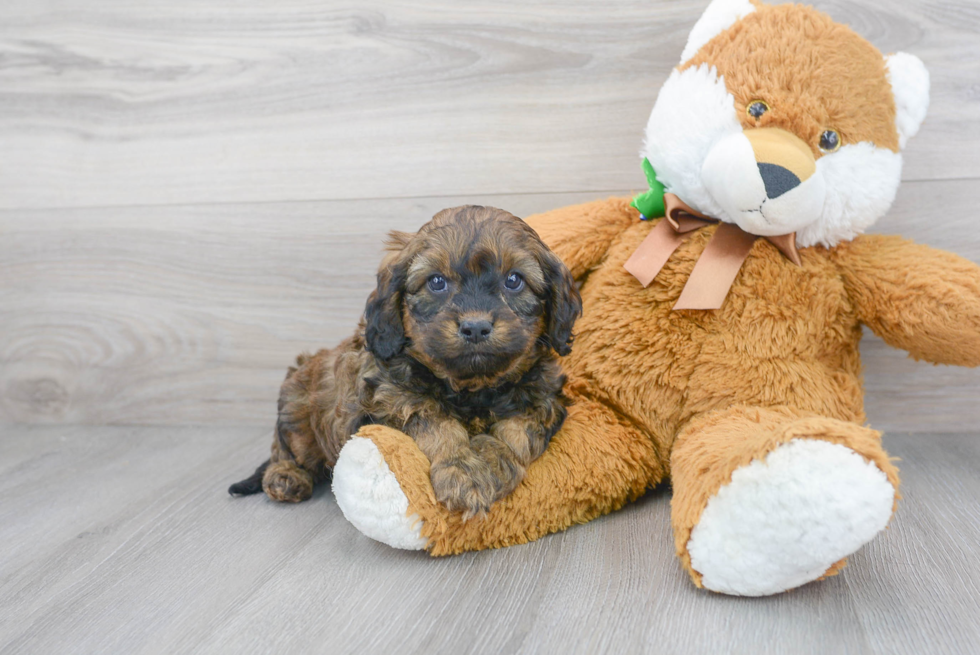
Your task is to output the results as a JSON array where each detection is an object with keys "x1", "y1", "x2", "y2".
[{"x1": 229, "y1": 205, "x2": 582, "y2": 518}]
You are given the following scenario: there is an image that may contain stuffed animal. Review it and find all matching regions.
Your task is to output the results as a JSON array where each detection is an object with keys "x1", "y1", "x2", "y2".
[{"x1": 329, "y1": 0, "x2": 980, "y2": 595}]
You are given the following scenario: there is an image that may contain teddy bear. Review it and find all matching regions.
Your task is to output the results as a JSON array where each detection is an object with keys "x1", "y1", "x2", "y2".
[{"x1": 328, "y1": 0, "x2": 980, "y2": 596}]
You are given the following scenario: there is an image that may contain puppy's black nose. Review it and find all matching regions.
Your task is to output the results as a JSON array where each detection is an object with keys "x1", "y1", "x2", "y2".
[{"x1": 459, "y1": 319, "x2": 493, "y2": 344}]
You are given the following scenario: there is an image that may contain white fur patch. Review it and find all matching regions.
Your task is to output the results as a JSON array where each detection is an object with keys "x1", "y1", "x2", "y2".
[
  {"x1": 643, "y1": 65, "x2": 742, "y2": 218},
  {"x1": 332, "y1": 437, "x2": 428, "y2": 550},
  {"x1": 681, "y1": 0, "x2": 757, "y2": 64},
  {"x1": 885, "y1": 52, "x2": 930, "y2": 149},
  {"x1": 687, "y1": 438, "x2": 895, "y2": 597},
  {"x1": 797, "y1": 143, "x2": 903, "y2": 248},
  {"x1": 700, "y1": 131, "x2": 767, "y2": 210}
]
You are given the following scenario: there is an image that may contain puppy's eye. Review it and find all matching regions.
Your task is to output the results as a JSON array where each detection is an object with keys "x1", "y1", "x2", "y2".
[
  {"x1": 504, "y1": 272, "x2": 524, "y2": 292},
  {"x1": 819, "y1": 129, "x2": 841, "y2": 153},
  {"x1": 427, "y1": 275, "x2": 448, "y2": 293},
  {"x1": 747, "y1": 100, "x2": 769, "y2": 120}
]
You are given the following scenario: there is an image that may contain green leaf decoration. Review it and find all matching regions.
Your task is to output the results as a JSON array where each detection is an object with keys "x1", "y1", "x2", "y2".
[
  {"x1": 630, "y1": 158, "x2": 666, "y2": 219},
  {"x1": 641, "y1": 157, "x2": 659, "y2": 188}
]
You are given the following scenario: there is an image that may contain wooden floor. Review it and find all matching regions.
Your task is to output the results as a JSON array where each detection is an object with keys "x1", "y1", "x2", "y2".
[
  {"x1": 2, "y1": 427, "x2": 980, "y2": 655},
  {"x1": 2, "y1": 0, "x2": 980, "y2": 653}
]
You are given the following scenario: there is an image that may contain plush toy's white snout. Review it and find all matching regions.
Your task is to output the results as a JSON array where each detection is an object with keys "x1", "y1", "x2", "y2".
[{"x1": 701, "y1": 128, "x2": 827, "y2": 237}]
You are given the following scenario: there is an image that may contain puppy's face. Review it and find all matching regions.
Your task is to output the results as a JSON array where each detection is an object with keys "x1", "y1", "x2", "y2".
[{"x1": 364, "y1": 206, "x2": 581, "y2": 389}]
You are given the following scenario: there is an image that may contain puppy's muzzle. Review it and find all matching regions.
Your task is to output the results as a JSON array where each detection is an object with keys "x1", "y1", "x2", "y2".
[{"x1": 459, "y1": 318, "x2": 493, "y2": 344}]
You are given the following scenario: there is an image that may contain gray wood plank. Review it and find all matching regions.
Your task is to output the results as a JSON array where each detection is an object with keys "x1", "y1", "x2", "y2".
[
  {"x1": 2, "y1": 182, "x2": 978, "y2": 431},
  {"x1": 843, "y1": 433, "x2": 980, "y2": 655},
  {"x1": 0, "y1": 191, "x2": 606, "y2": 427},
  {"x1": 1, "y1": 426, "x2": 978, "y2": 655},
  {"x1": 0, "y1": 0, "x2": 977, "y2": 210}
]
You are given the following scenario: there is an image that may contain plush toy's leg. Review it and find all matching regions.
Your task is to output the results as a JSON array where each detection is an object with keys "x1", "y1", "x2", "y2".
[
  {"x1": 671, "y1": 406, "x2": 900, "y2": 596},
  {"x1": 332, "y1": 397, "x2": 664, "y2": 555}
]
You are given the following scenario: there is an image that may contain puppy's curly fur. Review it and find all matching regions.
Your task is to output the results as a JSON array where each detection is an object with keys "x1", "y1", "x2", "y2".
[{"x1": 229, "y1": 205, "x2": 582, "y2": 518}]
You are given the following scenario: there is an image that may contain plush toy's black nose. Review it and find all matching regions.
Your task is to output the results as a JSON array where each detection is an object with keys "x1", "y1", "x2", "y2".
[
  {"x1": 758, "y1": 163, "x2": 801, "y2": 199},
  {"x1": 459, "y1": 319, "x2": 493, "y2": 344}
]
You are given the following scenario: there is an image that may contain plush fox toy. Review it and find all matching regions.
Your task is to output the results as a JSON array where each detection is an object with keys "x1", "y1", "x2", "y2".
[{"x1": 329, "y1": 0, "x2": 980, "y2": 595}]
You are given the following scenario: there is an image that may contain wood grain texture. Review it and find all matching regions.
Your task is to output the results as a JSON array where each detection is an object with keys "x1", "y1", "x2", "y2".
[
  {"x1": 1, "y1": 426, "x2": 978, "y2": 655},
  {"x1": 0, "y1": 0, "x2": 978, "y2": 209},
  {"x1": 2, "y1": 181, "x2": 978, "y2": 430}
]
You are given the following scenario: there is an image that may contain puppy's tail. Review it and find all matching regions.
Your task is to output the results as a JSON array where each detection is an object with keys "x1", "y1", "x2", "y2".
[{"x1": 228, "y1": 459, "x2": 270, "y2": 496}]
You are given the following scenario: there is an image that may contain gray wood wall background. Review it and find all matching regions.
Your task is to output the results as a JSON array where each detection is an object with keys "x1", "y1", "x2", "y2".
[
  {"x1": 2, "y1": 1, "x2": 980, "y2": 654},
  {"x1": 2, "y1": 0, "x2": 978, "y2": 432}
]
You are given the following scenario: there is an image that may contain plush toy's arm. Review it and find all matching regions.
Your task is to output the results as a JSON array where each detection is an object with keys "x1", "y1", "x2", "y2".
[
  {"x1": 524, "y1": 197, "x2": 637, "y2": 279},
  {"x1": 834, "y1": 234, "x2": 980, "y2": 366}
]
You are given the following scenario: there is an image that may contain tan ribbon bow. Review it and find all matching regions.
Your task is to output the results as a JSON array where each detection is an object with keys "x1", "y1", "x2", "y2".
[{"x1": 623, "y1": 193, "x2": 802, "y2": 310}]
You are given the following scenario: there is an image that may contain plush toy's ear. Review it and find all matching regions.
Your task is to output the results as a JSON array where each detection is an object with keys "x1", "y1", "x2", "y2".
[
  {"x1": 885, "y1": 52, "x2": 930, "y2": 149},
  {"x1": 680, "y1": 0, "x2": 758, "y2": 64}
]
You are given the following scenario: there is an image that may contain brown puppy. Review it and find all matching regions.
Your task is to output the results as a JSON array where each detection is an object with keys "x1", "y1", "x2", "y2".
[{"x1": 229, "y1": 205, "x2": 582, "y2": 518}]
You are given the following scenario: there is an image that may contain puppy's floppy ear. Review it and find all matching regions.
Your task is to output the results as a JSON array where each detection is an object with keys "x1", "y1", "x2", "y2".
[
  {"x1": 539, "y1": 247, "x2": 582, "y2": 357},
  {"x1": 364, "y1": 231, "x2": 414, "y2": 361}
]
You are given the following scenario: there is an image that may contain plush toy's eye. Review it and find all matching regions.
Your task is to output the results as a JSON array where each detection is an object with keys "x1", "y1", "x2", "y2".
[
  {"x1": 819, "y1": 130, "x2": 841, "y2": 153},
  {"x1": 504, "y1": 272, "x2": 524, "y2": 292},
  {"x1": 747, "y1": 101, "x2": 769, "y2": 119},
  {"x1": 427, "y1": 274, "x2": 448, "y2": 293}
]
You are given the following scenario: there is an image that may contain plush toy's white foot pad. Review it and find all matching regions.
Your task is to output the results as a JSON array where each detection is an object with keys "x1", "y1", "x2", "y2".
[
  {"x1": 687, "y1": 438, "x2": 895, "y2": 596},
  {"x1": 332, "y1": 437, "x2": 428, "y2": 550}
]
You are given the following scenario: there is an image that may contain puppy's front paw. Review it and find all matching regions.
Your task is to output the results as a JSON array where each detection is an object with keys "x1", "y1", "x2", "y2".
[
  {"x1": 430, "y1": 456, "x2": 499, "y2": 521},
  {"x1": 471, "y1": 434, "x2": 525, "y2": 498}
]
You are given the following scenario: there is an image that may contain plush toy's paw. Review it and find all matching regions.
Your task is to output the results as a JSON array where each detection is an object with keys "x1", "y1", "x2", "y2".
[
  {"x1": 332, "y1": 437, "x2": 428, "y2": 550},
  {"x1": 687, "y1": 438, "x2": 896, "y2": 596}
]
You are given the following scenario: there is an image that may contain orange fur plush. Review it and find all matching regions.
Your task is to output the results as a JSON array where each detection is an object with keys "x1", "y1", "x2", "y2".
[{"x1": 330, "y1": 0, "x2": 980, "y2": 595}]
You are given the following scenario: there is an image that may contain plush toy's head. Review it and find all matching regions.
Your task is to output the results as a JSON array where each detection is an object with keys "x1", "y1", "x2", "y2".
[{"x1": 641, "y1": 0, "x2": 929, "y2": 247}]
